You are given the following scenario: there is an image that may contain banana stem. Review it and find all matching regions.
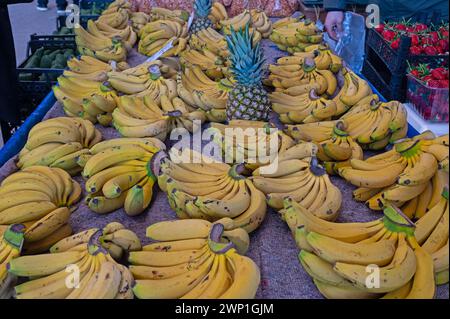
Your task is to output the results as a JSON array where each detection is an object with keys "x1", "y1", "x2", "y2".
[
  {"x1": 208, "y1": 223, "x2": 234, "y2": 254},
  {"x1": 3, "y1": 224, "x2": 26, "y2": 249},
  {"x1": 88, "y1": 229, "x2": 108, "y2": 256}
]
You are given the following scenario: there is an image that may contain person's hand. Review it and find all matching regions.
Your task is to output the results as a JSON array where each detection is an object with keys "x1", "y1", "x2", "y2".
[{"x1": 325, "y1": 11, "x2": 344, "y2": 40}]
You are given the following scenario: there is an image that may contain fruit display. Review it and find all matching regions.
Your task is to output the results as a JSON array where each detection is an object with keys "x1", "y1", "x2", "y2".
[
  {"x1": 75, "y1": 25, "x2": 127, "y2": 62},
  {"x1": 138, "y1": 19, "x2": 188, "y2": 57},
  {"x1": 190, "y1": 0, "x2": 214, "y2": 35},
  {"x1": 268, "y1": 58, "x2": 338, "y2": 98},
  {"x1": 65, "y1": 55, "x2": 115, "y2": 82},
  {"x1": 130, "y1": 219, "x2": 260, "y2": 299},
  {"x1": 82, "y1": 138, "x2": 165, "y2": 216},
  {"x1": 53, "y1": 76, "x2": 118, "y2": 125},
  {"x1": 177, "y1": 65, "x2": 231, "y2": 122},
  {"x1": 179, "y1": 47, "x2": 229, "y2": 81},
  {"x1": 130, "y1": 11, "x2": 150, "y2": 33},
  {"x1": 16, "y1": 117, "x2": 102, "y2": 175},
  {"x1": 306, "y1": 121, "x2": 364, "y2": 175},
  {"x1": 18, "y1": 47, "x2": 75, "y2": 82},
  {"x1": 375, "y1": 21, "x2": 449, "y2": 55},
  {"x1": 0, "y1": 225, "x2": 25, "y2": 299},
  {"x1": 87, "y1": 19, "x2": 137, "y2": 51},
  {"x1": 0, "y1": 166, "x2": 81, "y2": 253},
  {"x1": 253, "y1": 154, "x2": 342, "y2": 220},
  {"x1": 208, "y1": 2, "x2": 228, "y2": 30},
  {"x1": 158, "y1": 150, "x2": 267, "y2": 233},
  {"x1": 189, "y1": 27, "x2": 229, "y2": 58},
  {"x1": 107, "y1": 62, "x2": 178, "y2": 101},
  {"x1": 149, "y1": 7, "x2": 189, "y2": 25},
  {"x1": 250, "y1": 9, "x2": 273, "y2": 39},
  {"x1": 8, "y1": 229, "x2": 134, "y2": 299},
  {"x1": 283, "y1": 198, "x2": 437, "y2": 298},
  {"x1": 113, "y1": 94, "x2": 207, "y2": 138},
  {"x1": 270, "y1": 17, "x2": 323, "y2": 53},
  {"x1": 50, "y1": 222, "x2": 141, "y2": 262},
  {"x1": 342, "y1": 134, "x2": 449, "y2": 211},
  {"x1": 209, "y1": 120, "x2": 295, "y2": 168},
  {"x1": 225, "y1": 26, "x2": 270, "y2": 121},
  {"x1": 407, "y1": 64, "x2": 449, "y2": 122}
]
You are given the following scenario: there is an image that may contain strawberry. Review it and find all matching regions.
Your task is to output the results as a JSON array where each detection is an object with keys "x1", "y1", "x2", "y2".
[
  {"x1": 382, "y1": 30, "x2": 396, "y2": 41},
  {"x1": 414, "y1": 23, "x2": 428, "y2": 32},
  {"x1": 410, "y1": 69, "x2": 421, "y2": 78},
  {"x1": 409, "y1": 46, "x2": 422, "y2": 55},
  {"x1": 410, "y1": 34, "x2": 419, "y2": 46},
  {"x1": 421, "y1": 37, "x2": 434, "y2": 46},
  {"x1": 375, "y1": 24, "x2": 385, "y2": 33},
  {"x1": 395, "y1": 23, "x2": 407, "y2": 31},
  {"x1": 438, "y1": 39, "x2": 449, "y2": 51},
  {"x1": 390, "y1": 39, "x2": 400, "y2": 50},
  {"x1": 423, "y1": 46, "x2": 438, "y2": 55},
  {"x1": 428, "y1": 80, "x2": 446, "y2": 88},
  {"x1": 430, "y1": 31, "x2": 440, "y2": 44},
  {"x1": 431, "y1": 68, "x2": 449, "y2": 80}
]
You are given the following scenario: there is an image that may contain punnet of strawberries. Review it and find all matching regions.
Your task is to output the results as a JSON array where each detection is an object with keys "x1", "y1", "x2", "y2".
[
  {"x1": 407, "y1": 63, "x2": 449, "y2": 122},
  {"x1": 375, "y1": 20, "x2": 449, "y2": 55}
]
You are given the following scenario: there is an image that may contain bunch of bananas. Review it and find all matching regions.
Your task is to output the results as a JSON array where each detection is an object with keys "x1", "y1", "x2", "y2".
[
  {"x1": 0, "y1": 225, "x2": 25, "y2": 299},
  {"x1": 270, "y1": 18, "x2": 323, "y2": 53},
  {"x1": 82, "y1": 138, "x2": 164, "y2": 216},
  {"x1": 332, "y1": 68, "x2": 373, "y2": 117},
  {"x1": 108, "y1": 62, "x2": 178, "y2": 102},
  {"x1": 75, "y1": 25, "x2": 127, "y2": 62},
  {"x1": 268, "y1": 58, "x2": 338, "y2": 97},
  {"x1": 17, "y1": 117, "x2": 101, "y2": 175},
  {"x1": 250, "y1": 9, "x2": 273, "y2": 38},
  {"x1": 278, "y1": 45, "x2": 342, "y2": 74},
  {"x1": 177, "y1": 65, "x2": 231, "y2": 122},
  {"x1": 271, "y1": 89, "x2": 338, "y2": 124},
  {"x1": 209, "y1": 120, "x2": 296, "y2": 169},
  {"x1": 97, "y1": 4, "x2": 130, "y2": 28},
  {"x1": 53, "y1": 76, "x2": 118, "y2": 125},
  {"x1": 130, "y1": 219, "x2": 260, "y2": 299},
  {"x1": 50, "y1": 222, "x2": 141, "y2": 262},
  {"x1": 253, "y1": 153, "x2": 342, "y2": 220},
  {"x1": 65, "y1": 55, "x2": 116, "y2": 82},
  {"x1": 346, "y1": 135, "x2": 449, "y2": 212},
  {"x1": 138, "y1": 20, "x2": 188, "y2": 57},
  {"x1": 339, "y1": 95, "x2": 408, "y2": 149},
  {"x1": 113, "y1": 94, "x2": 207, "y2": 138},
  {"x1": 189, "y1": 27, "x2": 229, "y2": 58},
  {"x1": 208, "y1": 2, "x2": 228, "y2": 29},
  {"x1": 0, "y1": 166, "x2": 81, "y2": 253},
  {"x1": 149, "y1": 7, "x2": 189, "y2": 25},
  {"x1": 8, "y1": 230, "x2": 134, "y2": 299},
  {"x1": 158, "y1": 151, "x2": 267, "y2": 233},
  {"x1": 130, "y1": 12, "x2": 150, "y2": 33},
  {"x1": 102, "y1": 0, "x2": 132, "y2": 14},
  {"x1": 180, "y1": 47, "x2": 229, "y2": 80},
  {"x1": 283, "y1": 198, "x2": 436, "y2": 299},
  {"x1": 87, "y1": 19, "x2": 137, "y2": 51}
]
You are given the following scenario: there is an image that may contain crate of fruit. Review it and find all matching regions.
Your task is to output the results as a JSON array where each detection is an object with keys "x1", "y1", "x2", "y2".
[
  {"x1": 17, "y1": 34, "x2": 77, "y2": 98},
  {"x1": 367, "y1": 19, "x2": 449, "y2": 72},
  {"x1": 406, "y1": 65, "x2": 449, "y2": 122}
]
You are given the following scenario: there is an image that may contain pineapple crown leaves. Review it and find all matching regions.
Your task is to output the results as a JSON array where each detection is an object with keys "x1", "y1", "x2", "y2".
[
  {"x1": 226, "y1": 24, "x2": 266, "y2": 86},
  {"x1": 194, "y1": 0, "x2": 212, "y2": 18}
]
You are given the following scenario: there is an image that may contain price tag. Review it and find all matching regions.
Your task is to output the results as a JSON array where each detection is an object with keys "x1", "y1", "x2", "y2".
[
  {"x1": 109, "y1": 60, "x2": 117, "y2": 71},
  {"x1": 145, "y1": 39, "x2": 175, "y2": 62}
]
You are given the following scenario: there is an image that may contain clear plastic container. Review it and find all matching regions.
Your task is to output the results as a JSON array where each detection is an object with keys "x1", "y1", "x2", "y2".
[{"x1": 406, "y1": 74, "x2": 449, "y2": 123}]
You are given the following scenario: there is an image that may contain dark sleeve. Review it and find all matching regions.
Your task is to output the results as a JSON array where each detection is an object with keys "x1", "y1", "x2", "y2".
[
  {"x1": 323, "y1": 0, "x2": 346, "y2": 11},
  {"x1": 1, "y1": 0, "x2": 34, "y2": 5}
]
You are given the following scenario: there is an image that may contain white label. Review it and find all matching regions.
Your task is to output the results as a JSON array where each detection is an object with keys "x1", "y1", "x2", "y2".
[
  {"x1": 110, "y1": 60, "x2": 117, "y2": 71},
  {"x1": 145, "y1": 39, "x2": 175, "y2": 62}
]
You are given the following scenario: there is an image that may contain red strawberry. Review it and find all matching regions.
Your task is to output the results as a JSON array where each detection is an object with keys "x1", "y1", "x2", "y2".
[
  {"x1": 440, "y1": 79, "x2": 449, "y2": 87},
  {"x1": 409, "y1": 45, "x2": 422, "y2": 55},
  {"x1": 427, "y1": 79, "x2": 446, "y2": 88},
  {"x1": 410, "y1": 34, "x2": 419, "y2": 46},
  {"x1": 390, "y1": 39, "x2": 400, "y2": 49},
  {"x1": 424, "y1": 46, "x2": 438, "y2": 55},
  {"x1": 414, "y1": 23, "x2": 428, "y2": 32},
  {"x1": 410, "y1": 69, "x2": 421, "y2": 78},
  {"x1": 431, "y1": 68, "x2": 449, "y2": 80},
  {"x1": 438, "y1": 39, "x2": 449, "y2": 51},
  {"x1": 430, "y1": 31, "x2": 440, "y2": 44},
  {"x1": 423, "y1": 75, "x2": 434, "y2": 82},
  {"x1": 421, "y1": 37, "x2": 434, "y2": 46},
  {"x1": 382, "y1": 30, "x2": 396, "y2": 41},
  {"x1": 395, "y1": 24, "x2": 407, "y2": 31}
]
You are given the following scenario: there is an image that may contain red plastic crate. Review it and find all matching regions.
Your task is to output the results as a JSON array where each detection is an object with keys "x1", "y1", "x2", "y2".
[{"x1": 406, "y1": 74, "x2": 449, "y2": 122}]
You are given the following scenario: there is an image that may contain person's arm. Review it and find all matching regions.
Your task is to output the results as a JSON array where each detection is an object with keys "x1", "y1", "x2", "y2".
[{"x1": 323, "y1": 0, "x2": 346, "y2": 40}]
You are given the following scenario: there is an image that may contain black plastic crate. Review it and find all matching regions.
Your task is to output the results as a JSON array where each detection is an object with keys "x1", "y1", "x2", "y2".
[
  {"x1": 16, "y1": 34, "x2": 77, "y2": 105},
  {"x1": 366, "y1": 28, "x2": 448, "y2": 72}
]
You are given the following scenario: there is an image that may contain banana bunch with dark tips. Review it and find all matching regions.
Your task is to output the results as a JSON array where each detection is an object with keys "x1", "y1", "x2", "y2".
[
  {"x1": 282, "y1": 198, "x2": 437, "y2": 299},
  {"x1": 17, "y1": 117, "x2": 102, "y2": 175}
]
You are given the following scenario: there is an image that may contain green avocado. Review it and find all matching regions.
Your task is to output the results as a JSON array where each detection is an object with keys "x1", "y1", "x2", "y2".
[
  {"x1": 23, "y1": 55, "x2": 41, "y2": 69},
  {"x1": 39, "y1": 55, "x2": 52, "y2": 68}
]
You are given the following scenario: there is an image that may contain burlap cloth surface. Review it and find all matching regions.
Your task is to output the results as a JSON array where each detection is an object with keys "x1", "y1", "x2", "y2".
[{"x1": 0, "y1": 40, "x2": 448, "y2": 299}]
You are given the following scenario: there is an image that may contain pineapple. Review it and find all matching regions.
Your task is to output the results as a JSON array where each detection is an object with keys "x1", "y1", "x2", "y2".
[
  {"x1": 226, "y1": 25, "x2": 271, "y2": 121},
  {"x1": 190, "y1": 0, "x2": 214, "y2": 34}
]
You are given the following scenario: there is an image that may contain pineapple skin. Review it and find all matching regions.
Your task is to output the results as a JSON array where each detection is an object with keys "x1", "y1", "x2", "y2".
[{"x1": 226, "y1": 84, "x2": 271, "y2": 121}]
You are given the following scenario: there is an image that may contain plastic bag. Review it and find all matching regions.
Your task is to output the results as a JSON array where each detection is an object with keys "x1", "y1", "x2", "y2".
[{"x1": 325, "y1": 12, "x2": 366, "y2": 73}]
